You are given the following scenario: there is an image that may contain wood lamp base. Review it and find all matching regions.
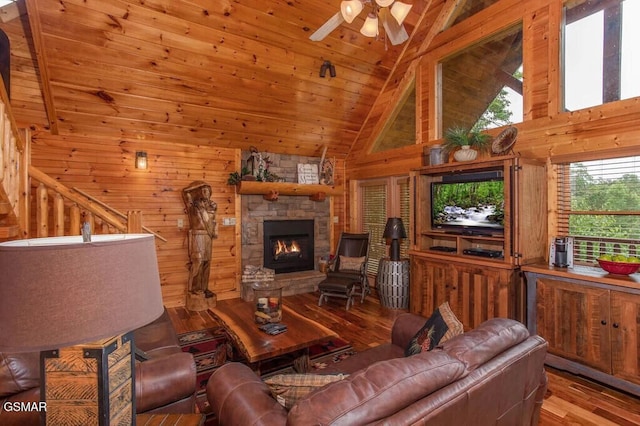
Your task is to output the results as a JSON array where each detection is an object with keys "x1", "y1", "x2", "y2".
[{"x1": 40, "y1": 332, "x2": 135, "y2": 426}]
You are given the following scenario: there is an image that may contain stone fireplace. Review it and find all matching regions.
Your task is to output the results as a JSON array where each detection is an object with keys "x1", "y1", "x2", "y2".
[{"x1": 240, "y1": 153, "x2": 331, "y2": 298}]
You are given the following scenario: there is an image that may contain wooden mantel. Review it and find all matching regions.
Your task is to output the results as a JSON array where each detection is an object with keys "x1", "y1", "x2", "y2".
[{"x1": 235, "y1": 181, "x2": 343, "y2": 201}]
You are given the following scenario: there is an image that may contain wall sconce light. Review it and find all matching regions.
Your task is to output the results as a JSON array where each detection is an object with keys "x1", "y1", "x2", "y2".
[
  {"x1": 135, "y1": 151, "x2": 148, "y2": 169},
  {"x1": 319, "y1": 60, "x2": 336, "y2": 78}
]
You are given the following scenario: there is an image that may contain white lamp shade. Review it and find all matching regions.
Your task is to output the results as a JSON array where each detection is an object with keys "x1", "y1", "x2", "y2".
[
  {"x1": 360, "y1": 13, "x2": 379, "y2": 37},
  {"x1": 340, "y1": 0, "x2": 363, "y2": 23},
  {"x1": 391, "y1": 1, "x2": 412, "y2": 25},
  {"x1": 375, "y1": 0, "x2": 394, "y2": 7}
]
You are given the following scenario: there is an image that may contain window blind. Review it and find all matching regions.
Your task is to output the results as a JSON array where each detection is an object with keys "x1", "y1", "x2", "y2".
[
  {"x1": 362, "y1": 183, "x2": 387, "y2": 275},
  {"x1": 556, "y1": 155, "x2": 640, "y2": 264},
  {"x1": 398, "y1": 178, "x2": 411, "y2": 259}
]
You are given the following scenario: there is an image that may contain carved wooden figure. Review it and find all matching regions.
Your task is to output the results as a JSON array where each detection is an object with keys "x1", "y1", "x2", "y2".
[{"x1": 182, "y1": 181, "x2": 218, "y2": 311}]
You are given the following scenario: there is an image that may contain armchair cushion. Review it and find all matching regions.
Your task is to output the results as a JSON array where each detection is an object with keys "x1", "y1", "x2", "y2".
[
  {"x1": 0, "y1": 352, "x2": 39, "y2": 397},
  {"x1": 135, "y1": 351, "x2": 196, "y2": 413},
  {"x1": 338, "y1": 255, "x2": 365, "y2": 272},
  {"x1": 405, "y1": 302, "x2": 463, "y2": 355}
]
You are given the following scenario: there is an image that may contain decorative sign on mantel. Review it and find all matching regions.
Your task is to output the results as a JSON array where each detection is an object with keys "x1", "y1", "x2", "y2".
[{"x1": 297, "y1": 164, "x2": 319, "y2": 184}]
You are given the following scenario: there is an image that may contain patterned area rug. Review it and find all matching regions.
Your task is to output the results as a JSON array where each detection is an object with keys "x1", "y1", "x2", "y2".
[{"x1": 178, "y1": 327, "x2": 355, "y2": 423}]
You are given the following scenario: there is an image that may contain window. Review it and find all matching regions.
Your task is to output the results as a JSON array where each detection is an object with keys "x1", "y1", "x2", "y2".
[
  {"x1": 358, "y1": 176, "x2": 410, "y2": 275},
  {"x1": 563, "y1": 0, "x2": 640, "y2": 111},
  {"x1": 556, "y1": 155, "x2": 640, "y2": 264},
  {"x1": 371, "y1": 80, "x2": 416, "y2": 153},
  {"x1": 439, "y1": 24, "x2": 523, "y2": 134}
]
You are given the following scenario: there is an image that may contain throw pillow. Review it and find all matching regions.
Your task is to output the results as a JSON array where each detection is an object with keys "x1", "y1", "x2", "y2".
[
  {"x1": 339, "y1": 255, "x2": 365, "y2": 272},
  {"x1": 405, "y1": 302, "x2": 463, "y2": 356},
  {"x1": 264, "y1": 373, "x2": 347, "y2": 410}
]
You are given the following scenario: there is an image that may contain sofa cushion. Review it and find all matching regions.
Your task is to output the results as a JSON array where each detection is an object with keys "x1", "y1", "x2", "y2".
[
  {"x1": 440, "y1": 317, "x2": 530, "y2": 372},
  {"x1": 288, "y1": 350, "x2": 465, "y2": 425},
  {"x1": 264, "y1": 373, "x2": 347, "y2": 409},
  {"x1": 405, "y1": 302, "x2": 463, "y2": 355}
]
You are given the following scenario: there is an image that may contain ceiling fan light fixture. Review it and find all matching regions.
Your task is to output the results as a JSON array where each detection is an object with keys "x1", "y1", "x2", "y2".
[
  {"x1": 360, "y1": 13, "x2": 379, "y2": 37},
  {"x1": 375, "y1": 0, "x2": 394, "y2": 7},
  {"x1": 340, "y1": 0, "x2": 363, "y2": 23},
  {"x1": 390, "y1": 1, "x2": 412, "y2": 25}
]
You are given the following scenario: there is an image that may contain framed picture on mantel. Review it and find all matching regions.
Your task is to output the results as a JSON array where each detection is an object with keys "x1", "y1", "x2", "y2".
[{"x1": 297, "y1": 164, "x2": 319, "y2": 184}]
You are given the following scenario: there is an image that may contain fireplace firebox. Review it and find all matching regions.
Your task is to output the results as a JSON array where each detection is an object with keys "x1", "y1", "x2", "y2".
[{"x1": 263, "y1": 220, "x2": 314, "y2": 274}]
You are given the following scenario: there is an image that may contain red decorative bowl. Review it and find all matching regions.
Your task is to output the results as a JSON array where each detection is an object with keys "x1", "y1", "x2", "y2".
[{"x1": 597, "y1": 259, "x2": 640, "y2": 275}]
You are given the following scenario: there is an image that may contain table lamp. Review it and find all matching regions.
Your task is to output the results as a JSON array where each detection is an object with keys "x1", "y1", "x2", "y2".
[
  {"x1": 0, "y1": 234, "x2": 164, "y2": 425},
  {"x1": 383, "y1": 217, "x2": 407, "y2": 261}
]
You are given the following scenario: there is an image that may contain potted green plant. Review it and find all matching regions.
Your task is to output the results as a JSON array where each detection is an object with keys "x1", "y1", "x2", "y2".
[{"x1": 442, "y1": 126, "x2": 491, "y2": 162}]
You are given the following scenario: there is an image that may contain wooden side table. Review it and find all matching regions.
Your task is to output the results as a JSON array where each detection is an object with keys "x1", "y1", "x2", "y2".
[{"x1": 136, "y1": 413, "x2": 206, "y2": 425}]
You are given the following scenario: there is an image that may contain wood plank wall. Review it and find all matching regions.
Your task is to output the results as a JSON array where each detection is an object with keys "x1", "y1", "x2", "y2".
[
  {"x1": 29, "y1": 134, "x2": 347, "y2": 307},
  {"x1": 30, "y1": 133, "x2": 241, "y2": 307}
]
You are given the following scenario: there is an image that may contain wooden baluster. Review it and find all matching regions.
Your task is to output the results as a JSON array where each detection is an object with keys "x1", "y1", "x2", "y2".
[
  {"x1": 69, "y1": 204, "x2": 81, "y2": 236},
  {"x1": 53, "y1": 193, "x2": 64, "y2": 236},
  {"x1": 0, "y1": 104, "x2": 5, "y2": 169},
  {"x1": 127, "y1": 210, "x2": 143, "y2": 233},
  {"x1": 36, "y1": 183, "x2": 48, "y2": 237},
  {"x1": 101, "y1": 220, "x2": 109, "y2": 234}
]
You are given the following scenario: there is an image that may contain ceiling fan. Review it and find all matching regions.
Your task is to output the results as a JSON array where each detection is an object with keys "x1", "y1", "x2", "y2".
[{"x1": 310, "y1": 0, "x2": 413, "y2": 46}]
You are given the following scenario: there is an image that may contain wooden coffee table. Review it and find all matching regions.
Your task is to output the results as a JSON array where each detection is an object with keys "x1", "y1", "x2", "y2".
[{"x1": 209, "y1": 298, "x2": 338, "y2": 373}]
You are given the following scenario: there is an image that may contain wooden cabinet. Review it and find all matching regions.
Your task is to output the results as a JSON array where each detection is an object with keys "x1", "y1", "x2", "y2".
[
  {"x1": 610, "y1": 291, "x2": 640, "y2": 385},
  {"x1": 524, "y1": 265, "x2": 640, "y2": 396},
  {"x1": 410, "y1": 254, "x2": 517, "y2": 330},
  {"x1": 410, "y1": 156, "x2": 547, "y2": 266},
  {"x1": 409, "y1": 156, "x2": 546, "y2": 325},
  {"x1": 535, "y1": 278, "x2": 611, "y2": 372}
]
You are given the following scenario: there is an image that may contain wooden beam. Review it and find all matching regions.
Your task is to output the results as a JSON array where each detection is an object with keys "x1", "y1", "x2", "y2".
[{"x1": 23, "y1": 0, "x2": 58, "y2": 134}]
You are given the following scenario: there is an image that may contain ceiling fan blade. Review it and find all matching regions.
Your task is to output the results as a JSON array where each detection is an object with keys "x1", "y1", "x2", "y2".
[
  {"x1": 380, "y1": 8, "x2": 409, "y2": 45},
  {"x1": 309, "y1": 12, "x2": 345, "y2": 41}
]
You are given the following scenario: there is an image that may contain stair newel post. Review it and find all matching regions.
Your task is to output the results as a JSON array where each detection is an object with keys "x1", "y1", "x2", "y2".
[
  {"x1": 36, "y1": 183, "x2": 48, "y2": 237},
  {"x1": 83, "y1": 211, "x2": 94, "y2": 236}
]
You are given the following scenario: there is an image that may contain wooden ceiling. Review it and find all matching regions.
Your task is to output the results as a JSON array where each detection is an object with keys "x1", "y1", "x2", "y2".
[
  {"x1": 0, "y1": 0, "x2": 429, "y2": 159},
  {"x1": 1, "y1": 0, "x2": 504, "y2": 159}
]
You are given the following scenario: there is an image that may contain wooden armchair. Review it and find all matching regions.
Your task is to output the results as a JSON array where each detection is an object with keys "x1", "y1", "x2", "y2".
[{"x1": 317, "y1": 232, "x2": 370, "y2": 310}]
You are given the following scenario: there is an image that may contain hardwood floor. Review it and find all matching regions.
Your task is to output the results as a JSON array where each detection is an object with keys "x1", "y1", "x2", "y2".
[{"x1": 167, "y1": 290, "x2": 640, "y2": 425}]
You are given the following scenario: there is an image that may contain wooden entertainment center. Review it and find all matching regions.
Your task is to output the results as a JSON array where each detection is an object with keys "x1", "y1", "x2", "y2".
[{"x1": 408, "y1": 156, "x2": 547, "y2": 327}]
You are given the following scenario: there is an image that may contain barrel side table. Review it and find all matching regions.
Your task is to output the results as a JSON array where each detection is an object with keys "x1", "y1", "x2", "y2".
[{"x1": 376, "y1": 258, "x2": 410, "y2": 309}]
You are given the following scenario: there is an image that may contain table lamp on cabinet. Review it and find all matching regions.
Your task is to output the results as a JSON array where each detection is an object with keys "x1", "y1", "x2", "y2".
[{"x1": 0, "y1": 234, "x2": 164, "y2": 425}]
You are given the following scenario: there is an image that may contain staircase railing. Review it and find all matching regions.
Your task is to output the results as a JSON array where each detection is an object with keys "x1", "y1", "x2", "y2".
[{"x1": 29, "y1": 166, "x2": 166, "y2": 241}]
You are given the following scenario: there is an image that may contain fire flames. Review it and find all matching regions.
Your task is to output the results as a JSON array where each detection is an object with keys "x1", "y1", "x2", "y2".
[{"x1": 274, "y1": 239, "x2": 301, "y2": 259}]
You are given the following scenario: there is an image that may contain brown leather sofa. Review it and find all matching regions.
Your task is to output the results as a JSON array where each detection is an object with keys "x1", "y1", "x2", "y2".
[
  {"x1": 207, "y1": 314, "x2": 548, "y2": 425},
  {"x1": 0, "y1": 308, "x2": 196, "y2": 425}
]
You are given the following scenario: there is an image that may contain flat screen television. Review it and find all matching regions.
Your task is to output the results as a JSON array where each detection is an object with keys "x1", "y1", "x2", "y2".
[{"x1": 431, "y1": 172, "x2": 505, "y2": 236}]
